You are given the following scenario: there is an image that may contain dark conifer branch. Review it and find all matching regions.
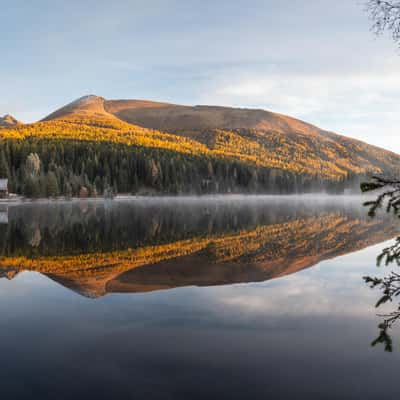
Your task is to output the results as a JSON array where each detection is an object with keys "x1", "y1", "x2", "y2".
[
  {"x1": 360, "y1": 176, "x2": 400, "y2": 216},
  {"x1": 364, "y1": 271, "x2": 400, "y2": 351}
]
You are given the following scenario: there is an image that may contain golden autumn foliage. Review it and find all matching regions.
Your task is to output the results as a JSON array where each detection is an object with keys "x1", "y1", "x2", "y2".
[
  {"x1": 0, "y1": 118, "x2": 212, "y2": 157},
  {"x1": 204, "y1": 128, "x2": 398, "y2": 180}
]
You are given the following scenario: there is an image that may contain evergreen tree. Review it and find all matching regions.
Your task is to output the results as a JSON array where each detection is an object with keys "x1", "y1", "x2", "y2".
[
  {"x1": 0, "y1": 150, "x2": 9, "y2": 178},
  {"x1": 46, "y1": 172, "x2": 59, "y2": 197}
]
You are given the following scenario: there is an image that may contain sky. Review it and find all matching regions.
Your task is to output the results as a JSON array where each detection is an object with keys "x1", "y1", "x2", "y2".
[{"x1": 1, "y1": 0, "x2": 400, "y2": 151}]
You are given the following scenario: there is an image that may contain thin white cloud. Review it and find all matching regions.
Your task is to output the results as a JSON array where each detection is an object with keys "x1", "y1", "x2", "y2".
[{"x1": 194, "y1": 68, "x2": 400, "y2": 151}]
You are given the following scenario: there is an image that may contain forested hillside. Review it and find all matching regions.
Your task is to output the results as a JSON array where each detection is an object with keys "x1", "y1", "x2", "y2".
[{"x1": 0, "y1": 95, "x2": 398, "y2": 197}]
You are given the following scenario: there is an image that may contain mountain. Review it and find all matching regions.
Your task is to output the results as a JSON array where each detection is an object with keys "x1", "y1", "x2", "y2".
[
  {"x1": 41, "y1": 95, "x2": 400, "y2": 180},
  {"x1": 0, "y1": 94, "x2": 400, "y2": 196},
  {"x1": 0, "y1": 114, "x2": 20, "y2": 127}
]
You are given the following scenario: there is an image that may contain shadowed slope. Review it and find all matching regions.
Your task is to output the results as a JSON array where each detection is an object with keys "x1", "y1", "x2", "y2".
[{"x1": 104, "y1": 100, "x2": 324, "y2": 135}]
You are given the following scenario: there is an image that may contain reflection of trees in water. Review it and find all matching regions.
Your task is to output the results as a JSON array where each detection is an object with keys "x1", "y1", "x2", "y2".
[
  {"x1": 0, "y1": 201, "x2": 397, "y2": 299},
  {"x1": 0, "y1": 200, "x2": 369, "y2": 257},
  {"x1": 365, "y1": 272, "x2": 400, "y2": 352},
  {"x1": 2, "y1": 199, "x2": 400, "y2": 303},
  {"x1": 0, "y1": 201, "x2": 267, "y2": 256},
  {"x1": 362, "y1": 178, "x2": 400, "y2": 351},
  {"x1": 365, "y1": 238, "x2": 400, "y2": 352}
]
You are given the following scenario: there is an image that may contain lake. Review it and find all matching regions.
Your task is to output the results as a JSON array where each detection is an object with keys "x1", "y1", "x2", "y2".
[{"x1": 0, "y1": 196, "x2": 400, "y2": 399}]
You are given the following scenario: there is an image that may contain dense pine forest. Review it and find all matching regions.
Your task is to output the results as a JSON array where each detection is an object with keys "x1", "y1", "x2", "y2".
[{"x1": 0, "y1": 138, "x2": 359, "y2": 197}]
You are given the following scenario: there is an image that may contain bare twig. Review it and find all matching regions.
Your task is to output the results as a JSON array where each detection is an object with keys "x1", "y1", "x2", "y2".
[{"x1": 366, "y1": 0, "x2": 400, "y2": 43}]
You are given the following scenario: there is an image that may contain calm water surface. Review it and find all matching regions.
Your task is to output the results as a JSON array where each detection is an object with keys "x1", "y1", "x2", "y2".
[{"x1": 0, "y1": 196, "x2": 399, "y2": 399}]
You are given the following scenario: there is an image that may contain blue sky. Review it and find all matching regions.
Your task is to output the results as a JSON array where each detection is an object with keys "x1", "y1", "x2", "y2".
[{"x1": 1, "y1": 0, "x2": 400, "y2": 150}]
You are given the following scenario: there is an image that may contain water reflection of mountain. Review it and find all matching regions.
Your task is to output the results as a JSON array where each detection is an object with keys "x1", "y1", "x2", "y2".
[{"x1": 0, "y1": 199, "x2": 397, "y2": 297}]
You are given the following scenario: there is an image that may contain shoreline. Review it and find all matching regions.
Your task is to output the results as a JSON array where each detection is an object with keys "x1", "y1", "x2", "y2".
[{"x1": 0, "y1": 192, "x2": 374, "y2": 205}]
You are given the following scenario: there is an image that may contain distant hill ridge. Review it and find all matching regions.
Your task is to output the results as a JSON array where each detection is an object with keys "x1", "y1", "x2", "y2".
[{"x1": 0, "y1": 114, "x2": 20, "y2": 127}]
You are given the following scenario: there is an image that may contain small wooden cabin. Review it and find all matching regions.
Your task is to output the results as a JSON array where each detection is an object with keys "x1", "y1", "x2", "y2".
[{"x1": 0, "y1": 179, "x2": 8, "y2": 198}]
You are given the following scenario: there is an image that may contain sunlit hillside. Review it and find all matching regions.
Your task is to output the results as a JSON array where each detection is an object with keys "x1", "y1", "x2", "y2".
[
  {"x1": 0, "y1": 96, "x2": 212, "y2": 157},
  {"x1": 104, "y1": 97, "x2": 400, "y2": 179}
]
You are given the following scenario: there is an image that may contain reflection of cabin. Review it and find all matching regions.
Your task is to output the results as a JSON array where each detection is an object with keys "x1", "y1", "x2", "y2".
[
  {"x1": 0, "y1": 179, "x2": 8, "y2": 198},
  {"x1": 0, "y1": 205, "x2": 8, "y2": 224},
  {"x1": 0, "y1": 212, "x2": 8, "y2": 224}
]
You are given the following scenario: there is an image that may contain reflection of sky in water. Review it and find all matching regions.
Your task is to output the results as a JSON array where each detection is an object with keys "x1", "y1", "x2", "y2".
[{"x1": 0, "y1": 240, "x2": 400, "y2": 399}]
